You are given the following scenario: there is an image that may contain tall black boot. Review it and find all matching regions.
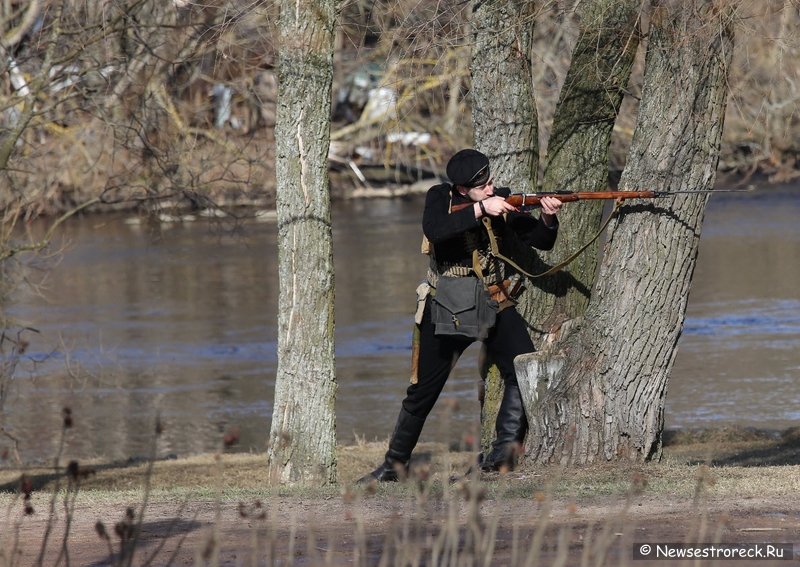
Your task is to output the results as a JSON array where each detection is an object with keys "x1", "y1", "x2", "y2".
[
  {"x1": 480, "y1": 380, "x2": 527, "y2": 472},
  {"x1": 357, "y1": 408, "x2": 426, "y2": 484}
]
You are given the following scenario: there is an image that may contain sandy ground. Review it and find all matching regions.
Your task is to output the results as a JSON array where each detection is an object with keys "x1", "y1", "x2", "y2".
[
  {"x1": 3, "y1": 493, "x2": 800, "y2": 566},
  {"x1": 2, "y1": 432, "x2": 800, "y2": 566}
]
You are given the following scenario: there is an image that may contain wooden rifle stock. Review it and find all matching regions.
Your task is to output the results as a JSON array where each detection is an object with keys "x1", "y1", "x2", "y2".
[{"x1": 449, "y1": 188, "x2": 751, "y2": 213}]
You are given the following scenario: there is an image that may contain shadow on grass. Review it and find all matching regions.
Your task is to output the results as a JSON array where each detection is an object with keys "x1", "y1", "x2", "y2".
[
  {"x1": 0, "y1": 456, "x2": 177, "y2": 494},
  {"x1": 663, "y1": 426, "x2": 800, "y2": 467}
]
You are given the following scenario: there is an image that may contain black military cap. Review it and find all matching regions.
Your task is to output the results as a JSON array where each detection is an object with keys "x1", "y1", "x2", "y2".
[{"x1": 446, "y1": 149, "x2": 490, "y2": 188}]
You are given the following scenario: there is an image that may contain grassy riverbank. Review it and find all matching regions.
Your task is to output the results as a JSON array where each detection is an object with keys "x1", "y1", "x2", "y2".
[{"x1": 1, "y1": 427, "x2": 799, "y2": 565}]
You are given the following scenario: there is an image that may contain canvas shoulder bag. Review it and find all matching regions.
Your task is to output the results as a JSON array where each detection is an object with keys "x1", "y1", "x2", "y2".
[{"x1": 430, "y1": 276, "x2": 498, "y2": 340}]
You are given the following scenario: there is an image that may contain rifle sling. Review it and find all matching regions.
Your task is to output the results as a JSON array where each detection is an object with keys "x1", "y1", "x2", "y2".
[{"x1": 481, "y1": 200, "x2": 622, "y2": 279}]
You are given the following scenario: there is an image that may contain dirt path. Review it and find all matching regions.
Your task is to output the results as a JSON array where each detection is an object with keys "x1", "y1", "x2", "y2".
[
  {"x1": 4, "y1": 492, "x2": 799, "y2": 566},
  {"x1": 3, "y1": 435, "x2": 800, "y2": 566}
]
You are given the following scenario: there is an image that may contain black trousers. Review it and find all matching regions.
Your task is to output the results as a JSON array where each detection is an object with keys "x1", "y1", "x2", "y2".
[{"x1": 402, "y1": 298, "x2": 534, "y2": 419}]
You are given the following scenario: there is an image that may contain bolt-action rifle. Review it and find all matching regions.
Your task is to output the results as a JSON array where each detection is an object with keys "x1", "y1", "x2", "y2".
[{"x1": 450, "y1": 188, "x2": 754, "y2": 213}]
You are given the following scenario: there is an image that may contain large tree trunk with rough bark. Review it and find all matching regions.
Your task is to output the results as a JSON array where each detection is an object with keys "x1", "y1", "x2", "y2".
[
  {"x1": 470, "y1": 0, "x2": 538, "y2": 192},
  {"x1": 469, "y1": 0, "x2": 539, "y2": 455},
  {"x1": 517, "y1": 0, "x2": 641, "y2": 339},
  {"x1": 519, "y1": 0, "x2": 735, "y2": 465},
  {"x1": 267, "y1": 0, "x2": 338, "y2": 485},
  {"x1": 471, "y1": 0, "x2": 640, "y2": 455}
]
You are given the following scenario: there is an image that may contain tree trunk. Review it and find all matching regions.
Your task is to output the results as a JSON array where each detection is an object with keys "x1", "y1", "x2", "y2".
[
  {"x1": 521, "y1": 0, "x2": 735, "y2": 464},
  {"x1": 469, "y1": 0, "x2": 539, "y2": 455},
  {"x1": 470, "y1": 0, "x2": 640, "y2": 454},
  {"x1": 517, "y1": 0, "x2": 641, "y2": 340},
  {"x1": 470, "y1": 0, "x2": 538, "y2": 191},
  {"x1": 267, "y1": 0, "x2": 338, "y2": 485}
]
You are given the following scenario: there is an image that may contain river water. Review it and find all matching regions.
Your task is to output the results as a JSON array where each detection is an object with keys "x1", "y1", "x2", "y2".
[{"x1": 2, "y1": 184, "x2": 799, "y2": 463}]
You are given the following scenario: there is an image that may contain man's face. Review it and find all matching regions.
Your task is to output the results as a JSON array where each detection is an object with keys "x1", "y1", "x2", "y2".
[{"x1": 463, "y1": 177, "x2": 494, "y2": 202}]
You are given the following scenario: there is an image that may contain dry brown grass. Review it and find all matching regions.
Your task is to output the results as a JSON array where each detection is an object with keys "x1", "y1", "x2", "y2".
[
  {"x1": 1, "y1": 428, "x2": 798, "y2": 502},
  {"x1": 1, "y1": 430, "x2": 799, "y2": 566}
]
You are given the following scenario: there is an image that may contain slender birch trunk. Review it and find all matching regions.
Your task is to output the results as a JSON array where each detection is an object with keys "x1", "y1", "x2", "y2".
[{"x1": 267, "y1": 0, "x2": 338, "y2": 485}]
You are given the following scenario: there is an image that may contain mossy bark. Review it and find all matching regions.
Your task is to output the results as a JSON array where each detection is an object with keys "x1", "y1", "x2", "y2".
[
  {"x1": 478, "y1": 363, "x2": 504, "y2": 457},
  {"x1": 521, "y1": 0, "x2": 735, "y2": 464},
  {"x1": 267, "y1": 0, "x2": 338, "y2": 485},
  {"x1": 517, "y1": 0, "x2": 641, "y2": 339}
]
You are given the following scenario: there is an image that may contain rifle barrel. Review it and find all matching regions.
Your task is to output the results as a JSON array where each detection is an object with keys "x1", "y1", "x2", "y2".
[
  {"x1": 449, "y1": 187, "x2": 754, "y2": 212},
  {"x1": 511, "y1": 191, "x2": 656, "y2": 207}
]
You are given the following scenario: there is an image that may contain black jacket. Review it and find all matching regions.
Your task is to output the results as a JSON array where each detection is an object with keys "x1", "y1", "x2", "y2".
[{"x1": 422, "y1": 183, "x2": 558, "y2": 269}]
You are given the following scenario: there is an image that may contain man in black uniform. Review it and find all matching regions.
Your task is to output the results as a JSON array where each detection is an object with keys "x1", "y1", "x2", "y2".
[{"x1": 358, "y1": 149, "x2": 562, "y2": 483}]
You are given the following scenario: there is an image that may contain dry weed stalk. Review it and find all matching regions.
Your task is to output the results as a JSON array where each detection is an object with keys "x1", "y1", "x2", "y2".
[
  {"x1": 0, "y1": 411, "x2": 192, "y2": 567},
  {"x1": 0, "y1": 448, "x2": 751, "y2": 565}
]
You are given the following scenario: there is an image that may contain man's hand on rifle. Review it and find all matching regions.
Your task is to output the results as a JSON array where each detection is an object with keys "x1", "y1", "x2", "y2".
[
  {"x1": 539, "y1": 196, "x2": 562, "y2": 227},
  {"x1": 486, "y1": 196, "x2": 519, "y2": 215},
  {"x1": 475, "y1": 195, "x2": 562, "y2": 227},
  {"x1": 474, "y1": 196, "x2": 518, "y2": 218}
]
